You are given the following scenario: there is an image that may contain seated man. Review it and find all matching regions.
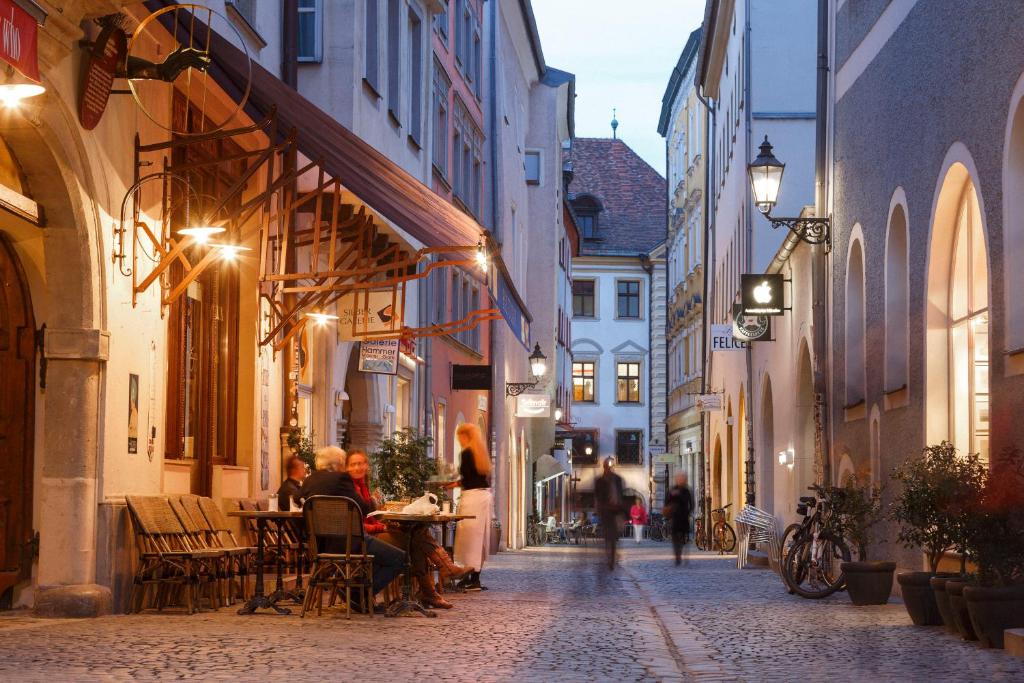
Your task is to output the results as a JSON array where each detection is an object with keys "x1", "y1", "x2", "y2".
[
  {"x1": 277, "y1": 456, "x2": 307, "y2": 511},
  {"x1": 299, "y1": 446, "x2": 406, "y2": 605}
]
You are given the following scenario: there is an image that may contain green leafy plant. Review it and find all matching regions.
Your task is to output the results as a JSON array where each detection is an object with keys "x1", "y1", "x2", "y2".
[
  {"x1": 964, "y1": 446, "x2": 1024, "y2": 586},
  {"x1": 817, "y1": 472, "x2": 884, "y2": 561},
  {"x1": 370, "y1": 429, "x2": 436, "y2": 500},
  {"x1": 286, "y1": 427, "x2": 317, "y2": 471},
  {"x1": 890, "y1": 441, "x2": 987, "y2": 573}
]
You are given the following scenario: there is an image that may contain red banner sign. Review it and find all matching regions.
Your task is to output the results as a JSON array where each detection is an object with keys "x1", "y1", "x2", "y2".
[
  {"x1": 0, "y1": 0, "x2": 38, "y2": 82},
  {"x1": 79, "y1": 25, "x2": 126, "y2": 130}
]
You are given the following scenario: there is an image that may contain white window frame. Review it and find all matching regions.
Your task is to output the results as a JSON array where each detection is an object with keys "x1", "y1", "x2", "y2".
[{"x1": 297, "y1": 0, "x2": 324, "y2": 63}]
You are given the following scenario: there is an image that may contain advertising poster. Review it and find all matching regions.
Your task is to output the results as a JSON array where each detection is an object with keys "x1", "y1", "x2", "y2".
[
  {"x1": 358, "y1": 339, "x2": 400, "y2": 374},
  {"x1": 128, "y1": 373, "x2": 139, "y2": 454},
  {"x1": 337, "y1": 290, "x2": 402, "y2": 340}
]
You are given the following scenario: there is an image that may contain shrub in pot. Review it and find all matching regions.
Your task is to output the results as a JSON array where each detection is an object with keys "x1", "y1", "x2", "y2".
[
  {"x1": 962, "y1": 447, "x2": 1024, "y2": 649},
  {"x1": 825, "y1": 473, "x2": 893, "y2": 605},
  {"x1": 890, "y1": 442, "x2": 986, "y2": 626}
]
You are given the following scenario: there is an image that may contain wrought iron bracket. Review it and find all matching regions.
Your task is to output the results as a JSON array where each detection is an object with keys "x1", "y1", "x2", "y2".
[
  {"x1": 765, "y1": 215, "x2": 831, "y2": 250},
  {"x1": 505, "y1": 381, "x2": 538, "y2": 397}
]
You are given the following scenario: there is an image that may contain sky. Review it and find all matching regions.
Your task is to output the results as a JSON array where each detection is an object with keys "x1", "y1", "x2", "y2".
[{"x1": 532, "y1": 0, "x2": 706, "y2": 175}]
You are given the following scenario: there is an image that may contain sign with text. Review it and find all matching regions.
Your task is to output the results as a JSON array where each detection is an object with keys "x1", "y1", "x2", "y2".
[
  {"x1": 695, "y1": 394, "x2": 723, "y2": 412},
  {"x1": 515, "y1": 393, "x2": 551, "y2": 418},
  {"x1": 741, "y1": 273, "x2": 784, "y2": 315},
  {"x1": 452, "y1": 364, "x2": 492, "y2": 390},
  {"x1": 337, "y1": 290, "x2": 402, "y2": 340},
  {"x1": 711, "y1": 323, "x2": 748, "y2": 352},
  {"x1": 732, "y1": 304, "x2": 772, "y2": 343},
  {"x1": 358, "y1": 339, "x2": 399, "y2": 375},
  {"x1": 78, "y1": 24, "x2": 126, "y2": 130},
  {"x1": 0, "y1": 0, "x2": 39, "y2": 81}
]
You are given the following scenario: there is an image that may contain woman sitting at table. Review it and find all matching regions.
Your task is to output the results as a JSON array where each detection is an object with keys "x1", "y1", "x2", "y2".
[
  {"x1": 344, "y1": 449, "x2": 468, "y2": 609},
  {"x1": 448, "y1": 423, "x2": 493, "y2": 591}
]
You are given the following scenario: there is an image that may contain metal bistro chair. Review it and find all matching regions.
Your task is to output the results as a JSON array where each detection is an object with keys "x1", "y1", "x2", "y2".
[{"x1": 301, "y1": 495, "x2": 375, "y2": 619}]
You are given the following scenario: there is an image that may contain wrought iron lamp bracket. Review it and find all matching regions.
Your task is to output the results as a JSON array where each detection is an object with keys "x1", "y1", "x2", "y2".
[
  {"x1": 505, "y1": 381, "x2": 538, "y2": 397},
  {"x1": 766, "y1": 215, "x2": 831, "y2": 250}
]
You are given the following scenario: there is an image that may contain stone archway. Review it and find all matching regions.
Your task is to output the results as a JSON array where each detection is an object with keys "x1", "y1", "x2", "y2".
[
  {"x1": 344, "y1": 350, "x2": 386, "y2": 453},
  {"x1": 795, "y1": 342, "x2": 816, "y2": 493},
  {"x1": 712, "y1": 434, "x2": 723, "y2": 510},
  {"x1": 759, "y1": 375, "x2": 775, "y2": 514}
]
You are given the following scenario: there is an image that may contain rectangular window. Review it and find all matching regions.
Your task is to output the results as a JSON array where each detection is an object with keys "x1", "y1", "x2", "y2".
[
  {"x1": 617, "y1": 280, "x2": 641, "y2": 318},
  {"x1": 387, "y1": 0, "x2": 401, "y2": 122},
  {"x1": 616, "y1": 430, "x2": 643, "y2": 465},
  {"x1": 616, "y1": 362, "x2": 641, "y2": 403},
  {"x1": 451, "y1": 272, "x2": 461, "y2": 325},
  {"x1": 297, "y1": 0, "x2": 323, "y2": 62},
  {"x1": 230, "y1": 0, "x2": 256, "y2": 24},
  {"x1": 432, "y1": 61, "x2": 450, "y2": 175},
  {"x1": 434, "y1": 0, "x2": 448, "y2": 45},
  {"x1": 578, "y1": 214, "x2": 595, "y2": 239},
  {"x1": 364, "y1": 0, "x2": 379, "y2": 91},
  {"x1": 451, "y1": 97, "x2": 483, "y2": 216},
  {"x1": 572, "y1": 361, "x2": 595, "y2": 402},
  {"x1": 572, "y1": 280, "x2": 595, "y2": 318},
  {"x1": 525, "y1": 150, "x2": 540, "y2": 184},
  {"x1": 432, "y1": 262, "x2": 446, "y2": 324},
  {"x1": 470, "y1": 286, "x2": 480, "y2": 350},
  {"x1": 454, "y1": 0, "x2": 465, "y2": 66},
  {"x1": 472, "y1": 28, "x2": 482, "y2": 98},
  {"x1": 408, "y1": 8, "x2": 423, "y2": 144}
]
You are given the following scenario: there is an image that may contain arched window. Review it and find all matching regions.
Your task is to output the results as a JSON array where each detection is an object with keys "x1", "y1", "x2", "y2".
[
  {"x1": 885, "y1": 202, "x2": 909, "y2": 392},
  {"x1": 1003, "y1": 77, "x2": 1024, "y2": 353},
  {"x1": 845, "y1": 236, "x2": 866, "y2": 406},
  {"x1": 948, "y1": 185, "x2": 989, "y2": 461}
]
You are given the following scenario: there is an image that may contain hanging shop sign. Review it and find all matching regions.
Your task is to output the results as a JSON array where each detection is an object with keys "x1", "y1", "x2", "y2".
[
  {"x1": 0, "y1": 0, "x2": 39, "y2": 81},
  {"x1": 741, "y1": 273, "x2": 784, "y2": 315},
  {"x1": 78, "y1": 24, "x2": 127, "y2": 130},
  {"x1": 515, "y1": 393, "x2": 551, "y2": 418},
  {"x1": 732, "y1": 304, "x2": 771, "y2": 343},
  {"x1": 452, "y1": 364, "x2": 492, "y2": 390},
  {"x1": 358, "y1": 339, "x2": 399, "y2": 375},
  {"x1": 338, "y1": 290, "x2": 403, "y2": 341},
  {"x1": 711, "y1": 323, "x2": 749, "y2": 352},
  {"x1": 695, "y1": 394, "x2": 723, "y2": 412}
]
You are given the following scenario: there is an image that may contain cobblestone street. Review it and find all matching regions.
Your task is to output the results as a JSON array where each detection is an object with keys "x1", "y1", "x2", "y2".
[{"x1": 2, "y1": 543, "x2": 1024, "y2": 682}]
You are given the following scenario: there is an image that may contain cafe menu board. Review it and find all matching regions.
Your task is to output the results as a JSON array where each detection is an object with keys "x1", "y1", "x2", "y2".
[{"x1": 358, "y1": 339, "x2": 399, "y2": 375}]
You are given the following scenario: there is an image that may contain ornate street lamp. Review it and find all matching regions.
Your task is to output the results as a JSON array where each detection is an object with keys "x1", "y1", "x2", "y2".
[
  {"x1": 505, "y1": 343, "x2": 547, "y2": 397},
  {"x1": 748, "y1": 136, "x2": 831, "y2": 247}
]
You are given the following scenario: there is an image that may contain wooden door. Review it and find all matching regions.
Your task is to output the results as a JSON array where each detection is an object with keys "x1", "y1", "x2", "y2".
[{"x1": 0, "y1": 233, "x2": 34, "y2": 603}]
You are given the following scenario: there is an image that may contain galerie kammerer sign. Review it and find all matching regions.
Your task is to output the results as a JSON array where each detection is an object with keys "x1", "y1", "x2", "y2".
[
  {"x1": 358, "y1": 339, "x2": 399, "y2": 374},
  {"x1": 741, "y1": 273, "x2": 784, "y2": 316}
]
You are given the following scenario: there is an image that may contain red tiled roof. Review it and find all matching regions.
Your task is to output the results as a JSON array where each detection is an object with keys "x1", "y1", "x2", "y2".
[{"x1": 567, "y1": 138, "x2": 666, "y2": 255}]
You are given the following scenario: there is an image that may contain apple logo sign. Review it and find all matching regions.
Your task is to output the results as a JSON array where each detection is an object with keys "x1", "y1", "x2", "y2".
[{"x1": 753, "y1": 280, "x2": 772, "y2": 304}]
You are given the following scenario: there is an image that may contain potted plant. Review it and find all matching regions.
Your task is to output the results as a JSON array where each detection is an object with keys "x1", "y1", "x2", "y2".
[
  {"x1": 370, "y1": 428, "x2": 436, "y2": 500},
  {"x1": 286, "y1": 427, "x2": 317, "y2": 471},
  {"x1": 963, "y1": 446, "x2": 1024, "y2": 649},
  {"x1": 890, "y1": 442, "x2": 986, "y2": 627},
  {"x1": 826, "y1": 472, "x2": 894, "y2": 605}
]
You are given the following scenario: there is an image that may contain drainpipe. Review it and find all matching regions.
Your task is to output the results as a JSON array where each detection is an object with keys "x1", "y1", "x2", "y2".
[
  {"x1": 485, "y1": 0, "x2": 500, "y2": 538},
  {"x1": 282, "y1": 0, "x2": 298, "y2": 88},
  {"x1": 743, "y1": 0, "x2": 755, "y2": 508},
  {"x1": 641, "y1": 252, "x2": 654, "y2": 508},
  {"x1": 695, "y1": 86, "x2": 713, "y2": 524}
]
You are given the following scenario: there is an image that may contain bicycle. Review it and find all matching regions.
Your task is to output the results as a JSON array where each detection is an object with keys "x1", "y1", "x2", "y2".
[
  {"x1": 647, "y1": 513, "x2": 669, "y2": 542},
  {"x1": 710, "y1": 503, "x2": 737, "y2": 554},
  {"x1": 781, "y1": 488, "x2": 851, "y2": 599},
  {"x1": 694, "y1": 515, "x2": 708, "y2": 550},
  {"x1": 526, "y1": 520, "x2": 546, "y2": 546}
]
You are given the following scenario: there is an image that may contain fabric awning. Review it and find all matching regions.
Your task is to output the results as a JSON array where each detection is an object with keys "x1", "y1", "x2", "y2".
[
  {"x1": 535, "y1": 453, "x2": 568, "y2": 484},
  {"x1": 201, "y1": 16, "x2": 485, "y2": 251}
]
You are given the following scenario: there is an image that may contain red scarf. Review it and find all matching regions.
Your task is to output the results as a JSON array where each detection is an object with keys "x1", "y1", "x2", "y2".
[{"x1": 353, "y1": 476, "x2": 386, "y2": 534}]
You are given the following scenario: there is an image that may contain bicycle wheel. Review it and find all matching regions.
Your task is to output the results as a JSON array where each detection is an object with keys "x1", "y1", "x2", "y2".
[
  {"x1": 784, "y1": 536, "x2": 851, "y2": 599},
  {"x1": 779, "y1": 523, "x2": 803, "y2": 593},
  {"x1": 713, "y1": 521, "x2": 737, "y2": 553},
  {"x1": 694, "y1": 519, "x2": 707, "y2": 550}
]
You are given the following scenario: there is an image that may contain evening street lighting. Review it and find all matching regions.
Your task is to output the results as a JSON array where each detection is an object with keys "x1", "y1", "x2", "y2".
[
  {"x1": 747, "y1": 136, "x2": 831, "y2": 247},
  {"x1": 554, "y1": 407, "x2": 563, "y2": 421},
  {"x1": 0, "y1": 82, "x2": 45, "y2": 108},
  {"x1": 505, "y1": 343, "x2": 548, "y2": 396},
  {"x1": 211, "y1": 243, "x2": 252, "y2": 260},
  {"x1": 305, "y1": 309, "x2": 339, "y2": 326},
  {"x1": 475, "y1": 239, "x2": 489, "y2": 271},
  {"x1": 178, "y1": 224, "x2": 226, "y2": 244},
  {"x1": 584, "y1": 445, "x2": 593, "y2": 456}
]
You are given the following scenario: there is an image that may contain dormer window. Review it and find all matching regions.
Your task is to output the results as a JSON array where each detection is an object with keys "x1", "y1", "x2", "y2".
[{"x1": 572, "y1": 194, "x2": 602, "y2": 240}]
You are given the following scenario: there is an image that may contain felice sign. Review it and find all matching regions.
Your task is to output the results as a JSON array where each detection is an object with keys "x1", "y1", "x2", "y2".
[
  {"x1": 711, "y1": 323, "x2": 748, "y2": 351},
  {"x1": 741, "y1": 273, "x2": 784, "y2": 315}
]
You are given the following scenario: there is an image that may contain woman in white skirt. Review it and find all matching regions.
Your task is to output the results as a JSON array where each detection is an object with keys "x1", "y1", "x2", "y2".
[{"x1": 448, "y1": 423, "x2": 492, "y2": 591}]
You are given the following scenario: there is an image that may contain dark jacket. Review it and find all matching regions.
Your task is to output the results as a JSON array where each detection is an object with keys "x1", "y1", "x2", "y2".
[
  {"x1": 664, "y1": 484, "x2": 694, "y2": 524},
  {"x1": 595, "y1": 470, "x2": 625, "y2": 520},
  {"x1": 299, "y1": 469, "x2": 375, "y2": 517},
  {"x1": 277, "y1": 477, "x2": 303, "y2": 511}
]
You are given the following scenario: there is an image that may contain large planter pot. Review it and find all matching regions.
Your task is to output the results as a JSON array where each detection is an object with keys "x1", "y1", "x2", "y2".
[
  {"x1": 963, "y1": 584, "x2": 1024, "y2": 649},
  {"x1": 898, "y1": 571, "x2": 944, "y2": 625},
  {"x1": 930, "y1": 575, "x2": 962, "y2": 634},
  {"x1": 945, "y1": 579, "x2": 978, "y2": 641},
  {"x1": 841, "y1": 561, "x2": 896, "y2": 605}
]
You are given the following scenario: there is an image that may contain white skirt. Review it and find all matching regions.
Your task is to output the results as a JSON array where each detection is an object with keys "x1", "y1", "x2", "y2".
[{"x1": 454, "y1": 488, "x2": 493, "y2": 572}]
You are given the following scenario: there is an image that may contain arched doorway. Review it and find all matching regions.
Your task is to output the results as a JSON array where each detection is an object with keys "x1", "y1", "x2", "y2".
[
  {"x1": 760, "y1": 375, "x2": 775, "y2": 514},
  {"x1": 725, "y1": 401, "x2": 733, "y2": 509},
  {"x1": 712, "y1": 435, "x2": 723, "y2": 510},
  {"x1": 344, "y1": 349, "x2": 385, "y2": 453},
  {"x1": 738, "y1": 388, "x2": 747, "y2": 507},
  {"x1": 0, "y1": 234, "x2": 35, "y2": 607},
  {"x1": 795, "y1": 343, "x2": 816, "y2": 492}
]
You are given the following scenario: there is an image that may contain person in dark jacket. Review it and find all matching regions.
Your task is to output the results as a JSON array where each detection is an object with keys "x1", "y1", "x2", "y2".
[
  {"x1": 664, "y1": 472, "x2": 695, "y2": 566},
  {"x1": 595, "y1": 457, "x2": 625, "y2": 570},
  {"x1": 276, "y1": 456, "x2": 307, "y2": 511},
  {"x1": 299, "y1": 446, "x2": 406, "y2": 599}
]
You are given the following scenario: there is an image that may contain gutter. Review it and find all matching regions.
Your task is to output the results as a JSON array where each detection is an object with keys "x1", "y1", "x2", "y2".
[
  {"x1": 640, "y1": 252, "x2": 655, "y2": 508},
  {"x1": 696, "y1": 82, "x2": 713, "y2": 516}
]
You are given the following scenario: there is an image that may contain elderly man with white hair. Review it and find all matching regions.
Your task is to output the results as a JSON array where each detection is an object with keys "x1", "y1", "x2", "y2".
[{"x1": 299, "y1": 445, "x2": 406, "y2": 608}]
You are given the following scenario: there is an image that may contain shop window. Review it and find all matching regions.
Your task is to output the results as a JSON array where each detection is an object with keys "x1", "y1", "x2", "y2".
[
  {"x1": 616, "y1": 361, "x2": 640, "y2": 403},
  {"x1": 572, "y1": 279, "x2": 595, "y2": 318},
  {"x1": 572, "y1": 361, "x2": 595, "y2": 402},
  {"x1": 617, "y1": 280, "x2": 641, "y2": 318},
  {"x1": 297, "y1": 0, "x2": 323, "y2": 62},
  {"x1": 616, "y1": 430, "x2": 642, "y2": 465}
]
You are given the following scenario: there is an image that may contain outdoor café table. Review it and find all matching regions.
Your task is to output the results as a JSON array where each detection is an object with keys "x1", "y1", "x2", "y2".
[
  {"x1": 228, "y1": 509, "x2": 304, "y2": 615},
  {"x1": 371, "y1": 511, "x2": 474, "y2": 618}
]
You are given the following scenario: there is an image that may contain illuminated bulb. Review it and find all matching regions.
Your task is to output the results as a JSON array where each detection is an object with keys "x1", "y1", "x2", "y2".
[
  {"x1": 554, "y1": 408, "x2": 563, "y2": 421},
  {"x1": 0, "y1": 83, "x2": 45, "y2": 108},
  {"x1": 584, "y1": 445, "x2": 593, "y2": 456},
  {"x1": 475, "y1": 240, "x2": 488, "y2": 271},
  {"x1": 306, "y1": 310, "x2": 339, "y2": 326},
  {"x1": 211, "y1": 243, "x2": 252, "y2": 260},
  {"x1": 178, "y1": 225, "x2": 226, "y2": 244}
]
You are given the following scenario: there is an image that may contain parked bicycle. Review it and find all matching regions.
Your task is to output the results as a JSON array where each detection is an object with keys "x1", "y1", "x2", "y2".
[
  {"x1": 646, "y1": 513, "x2": 670, "y2": 542},
  {"x1": 697, "y1": 503, "x2": 737, "y2": 553},
  {"x1": 781, "y1": 487, "x2": 851, "y2": 599}
]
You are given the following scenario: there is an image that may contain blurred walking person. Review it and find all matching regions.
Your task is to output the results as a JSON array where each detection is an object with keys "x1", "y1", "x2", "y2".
[
  {"x1": 449, "y1": 423, "x2": 493, "y2": 591},
  {"x1": 629, "y1": 501, "x2": 647, "y2": 544},
  {"x1": 595, "y1": 457, "x2": 625, "y2": 570},
  {"x1": 664, "y1": 472, "x2": 694, "y2": 566}
]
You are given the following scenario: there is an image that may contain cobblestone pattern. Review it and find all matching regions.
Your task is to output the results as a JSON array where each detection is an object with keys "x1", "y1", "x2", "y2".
[
  {"x1": 621, "y1": 545, "x2": 1024, "y2": 682},
  {"x1": 0, "y1": 545, "x2": 687, "y2": 682}
]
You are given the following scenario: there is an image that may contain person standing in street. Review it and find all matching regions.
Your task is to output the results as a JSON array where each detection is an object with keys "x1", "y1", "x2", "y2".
[
  {"x1": 664, "y1": 472, "x2": 695, "y2": 566},
  {"x1": 449, "y1": 423, "x2": 493, "y2": 591},
  {"x1": 629, "y1": 501, "x2": 647, "y2": 544},
  {"x1": 595, "y1": 457, "x2": 625, "y2": 570}
]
